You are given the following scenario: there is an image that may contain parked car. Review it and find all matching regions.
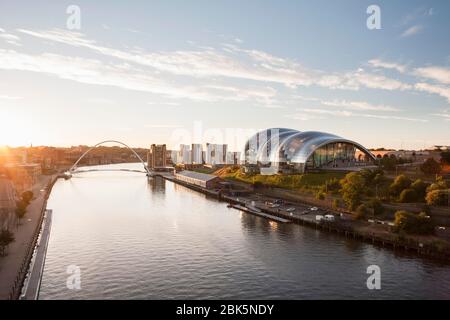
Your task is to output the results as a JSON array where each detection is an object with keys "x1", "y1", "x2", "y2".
[
  {"x1": 310, "y1": 207, "x2": 318, "y2": 211},
  {"x1": 286, "y1": 207, "x2": 296, "y2": 212}
]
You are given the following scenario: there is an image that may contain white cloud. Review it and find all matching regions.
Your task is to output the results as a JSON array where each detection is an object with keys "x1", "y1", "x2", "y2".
[
  {"x1": 415, "y1": 82, "x2": 450, "y2": 102},
  {"x1": 368, "y1": 59, "x2": 406, "y2": 73},
  {"x1": 320, "y1": 99, "x2": 399, "y2": 112},
  {"x1": 0, "y1": 32, "x2": 21, "y2": 46},
  {"x1": 17, "y1": 28, "x2": 414, "y2": 94},
  {"x1": 401, "y1": 25, "x2": 423, "y2": 37},
  {"x1": 431, "y1": 112, "x2": 450, "y2": 121},
  {"x1": 414, "y1": 66, "x2": 450, "y2": 84},
  {"x1": 298, "y1": 108, "x2": 426, "y2": 122}
]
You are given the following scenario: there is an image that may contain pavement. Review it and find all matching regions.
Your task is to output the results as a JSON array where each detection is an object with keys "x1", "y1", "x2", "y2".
[{"x1": 0, "y1": 175, "x2": 54, "y2": 300}]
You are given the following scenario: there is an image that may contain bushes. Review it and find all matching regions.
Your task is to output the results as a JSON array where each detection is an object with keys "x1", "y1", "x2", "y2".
[
  {"x1": 394, "y1": 211, "x2": 434, "y2": 235},
  {"x1": 389, "y1": 174, "x2": 411, "y2": 197},
  {"x1": 426, "y1": 190, "x2": 449, "y2": 206},
  {"x1": 315, "y1": 191, "x2": 326, "y2": 200},
  {"x1": 399, "y1": 188, "x2": 418, "y2": 203}
]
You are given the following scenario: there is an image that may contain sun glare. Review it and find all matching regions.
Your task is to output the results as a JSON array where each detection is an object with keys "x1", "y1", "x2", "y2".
[{"x1": 0, "y1": 109, "x2": 32, "y2": 147}]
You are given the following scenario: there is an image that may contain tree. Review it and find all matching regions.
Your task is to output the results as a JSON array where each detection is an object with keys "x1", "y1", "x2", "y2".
[
  {"x1": 369, "y1": 198, "x2": 384, "y2": 216},
  {"x1": 355, "y1": 204, "x2": 369, "y2": 220},
  {"x1": 340, "y1": 172, "x2": 365, "y2": 211},
  {"x1": 332, "y1": 198, "x2": 341, "y2": 209},
  {"x1": 399, "y1": 188, "x2": 418, "y2": 203},
  {"x1": 426, "y1": 190, "x2": 449, "y2": 206},
  {"x1": 15, "y1": 206, "x2": 26, "y2": 226},
  {"x1": 420, "y1": 158, "x2": 441, "y2": 175},
  {"x1": 21, "y1": 190, "x2": 34, "y2": 204},
  {"x1": 394, "y1": 211, "x2": 434, "y2": 235},
  {"x1": 411, "y1": 179, "x2": 429, "y2": 201},
  {"x1": 440, "y1": 151, "x2": 450, "y2": 165},
  {"x1": 427, "y1": 176, "x2": 449, "y2": 193},
  {"x1": 315, "y1": 191, "x2": 326, "y2": 200},
  {"x1": 389, "y1": 174, "x2": 411, "y2": 197},
  {"x1": 0, "y1": 229, "x2": 15, "y2": 256}
]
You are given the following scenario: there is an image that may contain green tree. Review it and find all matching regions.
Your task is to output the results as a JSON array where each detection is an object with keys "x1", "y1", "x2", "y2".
[
  {"x1": 340, "y1": 172, "x2": 365, "y2": 211},
  {"x1": 21, "y1": 190, "x2": 34, "y2": 205},
  {"x1": 394, "y1": 211, "x2": 434, "y2": 235},
  {"x1": 0, "y1": 229, "x2": 15, "y2": 256},
  {"x1": 427, "y1": 176, "x2": 449, "y2": 193},
  {"x1": 355, "y1": 204, "x2": 369, "y2": 220},
  {"x1": 368, "y1": 198, "x2": 384, "y2": 216},
  {"x1": 332, "y1": 198, "x2": 341, "y2": 210},
  {"x1": 399, "y1": 188, "x2": 418, "y2": 203},
  {"x1": 420, "y1": 158, "x2": 441, "y2": 175},
  {"x1": 426, "y1": 190, "x2": 449, "y2": 206},
  {"x1": 315, "y1": 191, "x2": 326, "y2": 200},
  {"x1": 15, "y1": 206, "x2": 26, "y2": 226},
  {"x1": 389, "y1": 174, "x2": 411, "y2": 197},
  {"x1": 411, "y1": 179, "x2": 429, "y2": 201}
]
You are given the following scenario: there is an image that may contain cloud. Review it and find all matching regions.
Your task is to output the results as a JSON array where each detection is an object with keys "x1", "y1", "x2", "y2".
[
  {"x1": 320, "y1": 99, "x2": 399, "y2": 112},
  {"x1": 368, "y1": 59, "x2": 406, "y2": 73},
  {"x1": 0, "y1": 29, "x2": 21, "y2": 46},
  {"x1": 415, "y1": 82, "x2": 450, "y2": 102},
  {"x1": 401, "y1": 25, "x2": 423, "y2": 37},
  {"x1": 17, "y1": 29, "x2": 414, "y2": 94},
  {"x1": 431, "y1": 112, "x2": 450, "y2": 121},
  {"x1": 414, "y1": 66, "x2": 450, "y2": 85},
  {"x1": 297, "y1": 108, "x2": 427, "y2": 122},
  {"x1": 0, "y1": 48, "x2": 277, "y2": 104}
]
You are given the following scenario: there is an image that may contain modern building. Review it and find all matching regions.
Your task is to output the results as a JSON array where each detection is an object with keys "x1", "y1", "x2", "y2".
[
  {"x1": 179, "y1": 144, "x2": 191, "y2": 164},
  {"x1": 191, "y1": 144, "x2": 203, "y2": 164},
  {"x1": 174, "y1": 170, "x2": 222, "y2": 189},
  {"x1": 205, "y1": 143, "x2": 228, "y2": 166},
  {"x1": 226, "y1": 151, "x2": 241, "y2": 165},
  {"x1": 148, "y1": 144, "x2": 167, "y2": 169},
  {"x1": 244, "y1": 128, "x2": 376, "y2": 174}
]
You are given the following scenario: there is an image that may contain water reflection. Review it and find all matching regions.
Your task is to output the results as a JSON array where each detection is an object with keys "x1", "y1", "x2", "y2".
[{"x1": 39, "y1": 163, "x2": 450, "y2": 300}]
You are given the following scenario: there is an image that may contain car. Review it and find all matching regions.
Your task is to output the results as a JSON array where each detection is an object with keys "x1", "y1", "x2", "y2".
[
  {"x1": 286, "y1": 207, "x2": 296, "y2": 212},
  {"x1": 270, "y1": 204, "x2": 280, "y2": 208},
  {"x1": 310, "y1": 207, "x2": 318, "y2": 211}
]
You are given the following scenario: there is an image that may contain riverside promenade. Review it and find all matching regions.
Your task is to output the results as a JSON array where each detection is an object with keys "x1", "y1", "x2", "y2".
[{"x1": 0, "y1": 175, "x2": 55, "y2": 300}]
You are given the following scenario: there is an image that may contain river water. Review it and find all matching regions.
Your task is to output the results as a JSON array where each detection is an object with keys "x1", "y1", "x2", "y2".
[{"x1": 39, "y1": 163, "x2": 450, "y2": 299}]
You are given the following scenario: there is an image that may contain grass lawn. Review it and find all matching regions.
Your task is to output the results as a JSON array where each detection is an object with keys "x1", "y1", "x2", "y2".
[{"x1": 216, "y1": 167, "x2": 346, "y2": 191}]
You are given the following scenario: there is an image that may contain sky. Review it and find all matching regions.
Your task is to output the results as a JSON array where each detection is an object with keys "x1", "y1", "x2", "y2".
[{"x1": 0, "y1": 0, "x2": 449, "y2": 151}]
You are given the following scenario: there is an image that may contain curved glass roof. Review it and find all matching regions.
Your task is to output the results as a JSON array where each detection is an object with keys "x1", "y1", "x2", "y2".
[{"x1": 244, "y1": 128, "x2": 375, "y2": 165}]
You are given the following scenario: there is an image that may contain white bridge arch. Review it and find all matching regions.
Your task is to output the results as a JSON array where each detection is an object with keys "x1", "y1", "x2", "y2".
[{"x1": 69, "y1": 140, "x2": 149, "y2": 174}]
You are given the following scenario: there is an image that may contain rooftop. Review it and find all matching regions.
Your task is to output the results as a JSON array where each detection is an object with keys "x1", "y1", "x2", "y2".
[{"x1": 175, "y1": 170, "x2": 219, "y2": 182}]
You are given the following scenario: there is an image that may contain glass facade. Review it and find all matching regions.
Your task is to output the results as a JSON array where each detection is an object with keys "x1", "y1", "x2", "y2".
[{"x1": 244, "y1": 128, "x2": 375, "y2": 174}]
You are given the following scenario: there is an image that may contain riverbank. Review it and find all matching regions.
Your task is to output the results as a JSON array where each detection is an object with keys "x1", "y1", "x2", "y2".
[
  {"x1": 159, "y1": 173, "x2": 450, "y2": 262},
  {"x1": 0, "y1": 174, "x2": 57, "y2": 300}
]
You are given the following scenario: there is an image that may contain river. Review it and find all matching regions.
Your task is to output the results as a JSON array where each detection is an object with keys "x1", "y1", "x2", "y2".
[{"x1": 39, "y1": 163, "x2": 450, "y2": 299}]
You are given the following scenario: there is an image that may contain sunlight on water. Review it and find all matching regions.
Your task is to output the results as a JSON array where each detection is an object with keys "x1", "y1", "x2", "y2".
[{"x1": 39, "y1": 163, "x2": 450, "y2": 299}]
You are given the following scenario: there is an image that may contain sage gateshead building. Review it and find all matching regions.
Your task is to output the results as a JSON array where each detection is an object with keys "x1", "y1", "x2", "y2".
[{"x1": 243, "y1": 128, "x2": 376, "y2": 175}]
